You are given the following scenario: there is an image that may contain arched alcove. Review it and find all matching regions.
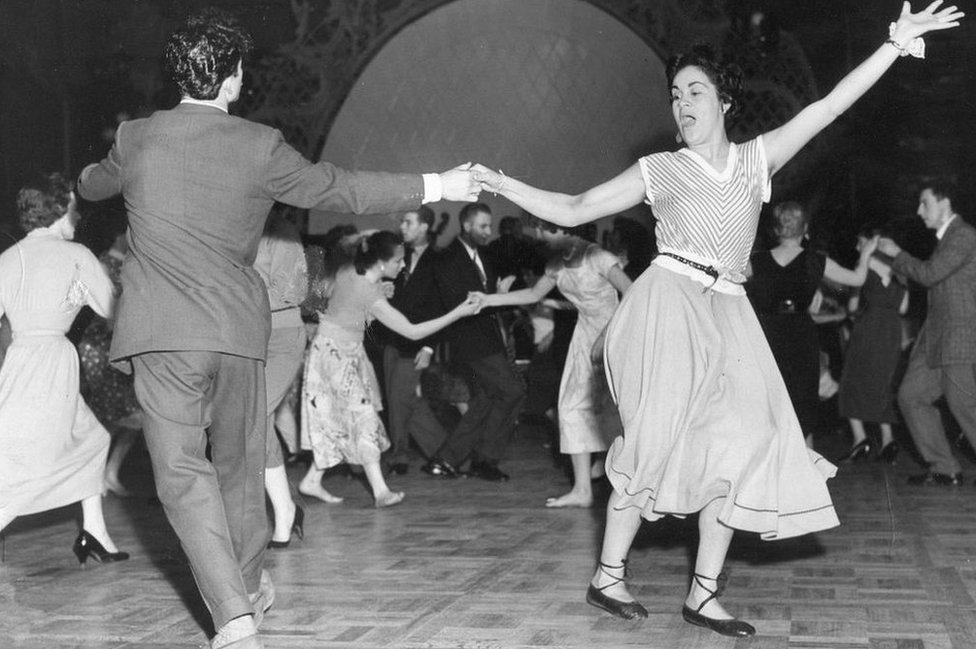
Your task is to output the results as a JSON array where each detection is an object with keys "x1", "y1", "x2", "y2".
[{"x1": 311, "y1": 0, "x2": 673, "y2": 237}]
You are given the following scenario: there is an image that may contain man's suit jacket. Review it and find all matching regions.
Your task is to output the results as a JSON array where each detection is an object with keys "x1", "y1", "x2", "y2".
[
  {"x1": 892, "y1": 217, "x2": 976, "y2": 367},
  {"x1": 78, "y1": 103, "x2": 424, "y2": 364},
  {"x1": 432, "y1": 238, "x2": 505, "y2": 363},
  {"x1": 377, "y1": 244, "x2": 443, "y2": 357}
]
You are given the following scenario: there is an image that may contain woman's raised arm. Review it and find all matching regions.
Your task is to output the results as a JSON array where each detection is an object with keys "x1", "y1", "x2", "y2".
[{"x1": 763, "y1": 1, "x2": 962, "y2": 176}]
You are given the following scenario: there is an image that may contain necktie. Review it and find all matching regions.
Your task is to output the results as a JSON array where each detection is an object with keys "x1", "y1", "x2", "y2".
[
  {"x1": 402, "y1": 246, "x2": 413, "y2": 283},
  {"x1": 473, "y1": 250, "x2": 487, "y2": 288}
]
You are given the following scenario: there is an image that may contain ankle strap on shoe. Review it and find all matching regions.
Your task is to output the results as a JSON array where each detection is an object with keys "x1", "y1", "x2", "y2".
[
  {"x1": 594, "y1": 559, "x2": 630, "y2": 591},
  {"x1": 691, "y1": 572, "x2": 728, "y2": 612}
]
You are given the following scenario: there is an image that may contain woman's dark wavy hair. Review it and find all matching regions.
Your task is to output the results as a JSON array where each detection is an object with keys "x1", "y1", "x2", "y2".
[
  {"x1": 354, "y1": 230, "x2": 403, "y2": 275},
  {"x1": 163, "y1": 8, "x2": 254, "y2": 100},
  {"x1": 16, "y1": 172, "x2": 73, "y2": 232},
  {"x1": 666, "y1": 44, "x2": 744, "y2": 119}
]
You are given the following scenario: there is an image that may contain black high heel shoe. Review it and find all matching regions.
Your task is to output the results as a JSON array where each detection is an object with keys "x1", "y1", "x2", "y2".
[
  {"x1": 585, "y1": 559, "x2": 648, "y2": 620},
  {"x1": 72, "y1": 530, "x2": 129, "y2": 565},
  {"x1": 878, "y1": 441, "x2": 899, "y2": 464},
  {"x1": 838, "y1": 439, "x2": 872, "y2": 463},
  {"x1": 681, "y1": 572, "x2": 755, "y2": 637},
  {"x1": 268, "y1": 505, "x2": 304, "y2": 549}
]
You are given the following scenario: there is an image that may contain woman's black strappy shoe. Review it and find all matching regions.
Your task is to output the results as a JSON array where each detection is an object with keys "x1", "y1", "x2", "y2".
[
  {"x1": 682, "y1": 572, "x2": 755, "y2": 637},
  {"x1": 585, "y1": 560, "x2": 648, "y2": 620}
]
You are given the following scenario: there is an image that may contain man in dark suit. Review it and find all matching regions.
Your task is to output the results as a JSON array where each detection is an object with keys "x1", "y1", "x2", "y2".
[
  {"x1": 378, "y1": 206, "x2": 449, "y2": 473},
  {"x1": 878, "y1": 179, "x2": 976, "y2": 486},
  {"x1": 423, "y1": 202, "x2": 525, "y2": 481},
  {"x1": 76, "y1": 11, "x2": 481, "y2": 649}
]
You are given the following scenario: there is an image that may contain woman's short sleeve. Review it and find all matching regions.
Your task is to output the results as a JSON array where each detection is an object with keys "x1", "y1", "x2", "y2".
[
  {"x1": 638, "y1": 156, "x2": 657, "y2": 206},
  {"x1": 585, "y1": 246, "x2": 622, "y2": 279},
  {"x1": 752, "y1": 136, "x2": 772, "y2": 203}
]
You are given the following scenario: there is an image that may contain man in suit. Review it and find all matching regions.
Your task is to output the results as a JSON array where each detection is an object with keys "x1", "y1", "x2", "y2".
[
  {"x1": 878, "y1": 179, "x2": 976, "y2": 486},
  {"x1": 76, "y1": 11, "x2": 481, "y2": 649},
  {"x1": 423, "y1": 203, "x2": 525, "y2": 481},
  {"x1": 378, "y1": 206, "x2": 449, "y2": 473}
]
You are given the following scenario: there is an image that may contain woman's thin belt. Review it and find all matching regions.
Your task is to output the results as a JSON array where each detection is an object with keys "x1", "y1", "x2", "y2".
[{"x1": 653, "y1": 251, "x2": 746, "y2": 296}]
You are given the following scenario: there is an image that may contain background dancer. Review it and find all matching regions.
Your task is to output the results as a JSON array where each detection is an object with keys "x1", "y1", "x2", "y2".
[
  {"x1": 475, "y1": 220, "x2": 631, "y2": 508},
  {"x1": 0, "y1": 173, "x2": 128, "y2": 565}
]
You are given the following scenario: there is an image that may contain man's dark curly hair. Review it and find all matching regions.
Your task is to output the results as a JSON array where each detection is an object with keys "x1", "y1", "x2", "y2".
[
  {"x1": 16, "y1": 172, "x2": 73, "y2": 232},
  {"x1": 163, "y1": 8, "x2": 254, "y2": 100},
  {"x1": 666, "y1": 44, "x2": 744, "y2": 119}
]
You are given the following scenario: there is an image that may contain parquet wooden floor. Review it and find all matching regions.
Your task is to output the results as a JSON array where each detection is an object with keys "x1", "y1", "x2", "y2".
[{"x1": 2, "y1": 425, "x2": 975, "y2": 649}]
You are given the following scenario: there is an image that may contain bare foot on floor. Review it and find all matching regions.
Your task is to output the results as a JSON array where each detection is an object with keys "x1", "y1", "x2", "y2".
[
  {"x1": 545, "y1": 492, "x2": 593, "y2": 508},
  {"x1": 374, "y1": 491, "x2": 404, "y2": 508},
  {"x1": 298, "y1": 483, "x2": 344, "y2": 504}
]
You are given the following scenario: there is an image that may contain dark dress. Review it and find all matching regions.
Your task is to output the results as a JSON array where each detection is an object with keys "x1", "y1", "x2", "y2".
[
  {"x1": 78, "y1": 251, "x2": 142, "y2": 430},
  {"x1": 838, "y1": 270, "x2": 906, "y2": 424},
  {"x1": 746, "y1": 248, "x2": 826, "y2": 436}
]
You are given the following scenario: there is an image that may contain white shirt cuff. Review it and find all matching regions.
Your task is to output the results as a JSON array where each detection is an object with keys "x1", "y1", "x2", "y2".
[{"x1": 421, "y1": 173, "x2": 442, "y2": 204}]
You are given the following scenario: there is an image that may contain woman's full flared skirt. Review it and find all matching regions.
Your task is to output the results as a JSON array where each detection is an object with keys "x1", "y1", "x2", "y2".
[
  {"x1": 0, "y1": 335, "x2": 109, "y2": 516},
  {"x1": 604, "y1": 265, "x2": 839, "y2": 540}
]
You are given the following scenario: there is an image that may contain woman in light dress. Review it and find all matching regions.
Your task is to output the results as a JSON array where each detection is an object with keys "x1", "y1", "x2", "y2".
[
  {"x1": 472, "y1": 4, "x2": 962, "y2": 636},
  {"x1": 0, "y1": 173, "x2": 129, "y2": 565},
  {"x1": 478, "y1": 221, "x2": 631, "y2": 508},
  {"x1": 299, "y1": 230, "x2": 480, "y2": 508}
]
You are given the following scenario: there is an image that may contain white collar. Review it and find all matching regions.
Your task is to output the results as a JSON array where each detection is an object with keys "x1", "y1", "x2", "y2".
[
  {"x1": 180, "y1": 98, "x2": 228, "y2": 113},
  {"x1": 935, "y1": 214, "x2": 957, "y2": 240},
  {"x1": 460, "y1": 238, "x2": 479, "y2": 259}
]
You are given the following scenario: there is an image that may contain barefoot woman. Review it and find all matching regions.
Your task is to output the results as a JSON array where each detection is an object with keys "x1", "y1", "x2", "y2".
[{"x1": 474, "y1": 2, "x2": 962, "y2": 636}]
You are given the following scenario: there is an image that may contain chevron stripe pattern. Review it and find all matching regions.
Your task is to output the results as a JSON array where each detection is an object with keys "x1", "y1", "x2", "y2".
[{"x1": 640, "y1": 137, "x2": 770, "y2": 276}]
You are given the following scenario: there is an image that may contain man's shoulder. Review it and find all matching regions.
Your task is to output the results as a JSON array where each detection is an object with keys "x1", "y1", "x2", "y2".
[
  {"x1": 947, "y1": 217, "x2": 976, "y2": 239},
  {"x1": 439, "y1": 238, "x2": 465, "y2": 258},
  {"x1": 144, "y1": 105, "x2": 276, "y2": 136}
]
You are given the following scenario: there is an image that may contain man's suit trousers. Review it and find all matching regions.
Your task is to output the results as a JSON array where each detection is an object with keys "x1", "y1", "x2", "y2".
[
  {"x1": 132, "y1": 351, "x2": 269, "y2": 629},
  {"x1": 899, "y1": 347, "x2": 976, "y2": 475},
  {"x1": 382, "y1": 345, "x2": 447, "y2": 461}
]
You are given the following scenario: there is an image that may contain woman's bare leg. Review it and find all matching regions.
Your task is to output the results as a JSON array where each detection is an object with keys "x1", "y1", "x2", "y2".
[
  {"x1": 589, "y1": 491, "x2": 644, "y2": 602},
  {"x1": 685, "y1": 498, "x2": 734, "y2": 619}
]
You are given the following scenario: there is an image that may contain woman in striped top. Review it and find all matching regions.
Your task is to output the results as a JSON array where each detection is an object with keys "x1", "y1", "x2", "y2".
[{"x1": 473, "y1": 3, "x2": 962, "y2": 637}]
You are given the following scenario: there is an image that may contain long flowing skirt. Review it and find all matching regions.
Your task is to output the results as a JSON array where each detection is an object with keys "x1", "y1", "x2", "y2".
[
  {"x1": 0, "y1": 334, "x2": 109, "y2": 516},
  {"x1": 603, "y1": 265, "x2": 839, "y2": 540}
]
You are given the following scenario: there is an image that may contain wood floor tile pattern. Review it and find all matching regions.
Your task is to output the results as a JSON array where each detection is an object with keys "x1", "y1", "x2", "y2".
[{"x1": 2, "y1": 430, "x2": 975, "y2": 648}]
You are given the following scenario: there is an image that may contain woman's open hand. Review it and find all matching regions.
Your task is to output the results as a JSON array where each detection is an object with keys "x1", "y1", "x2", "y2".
[{"x1": 892, "y1": 1, "x2": 963, "y2": 45}]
